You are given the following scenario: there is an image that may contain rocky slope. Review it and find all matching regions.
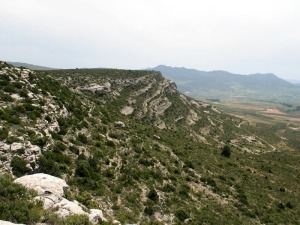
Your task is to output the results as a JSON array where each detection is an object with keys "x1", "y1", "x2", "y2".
[{"x1": 0, "y1": 61, "x2": 299, "y2": 224}]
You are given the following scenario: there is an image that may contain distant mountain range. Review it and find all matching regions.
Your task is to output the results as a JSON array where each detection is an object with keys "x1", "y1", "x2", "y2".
[
  {"x1": 150, "y1": 65, "x2": 300, "y2": 103},
  {"x1": 8, "y1": 62, "x2": 56, "y2": 70}
]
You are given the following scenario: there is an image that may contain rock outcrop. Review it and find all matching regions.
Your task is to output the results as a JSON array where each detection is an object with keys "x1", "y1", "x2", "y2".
[
  {"x1": 80, "y1": 82, "x2": 111, "y2": 96},
  {"x1": 14, "y1": 173, "x2": 106, "y2": 224}
]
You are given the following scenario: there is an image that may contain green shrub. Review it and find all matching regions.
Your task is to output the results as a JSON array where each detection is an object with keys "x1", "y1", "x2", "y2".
[
  {"x1": 0, "y1": 174, "x2": 43, "y2": 224},
  {"x1": 76, "y1": 161, "x2": 91, "y2": 178},
  {"x1": 147, "y1": 189, "x2": 159, "y2": 202},
  {"x1": 14, "y1": 82, "x2": 23, "y2": 89},
  {"x1": 0, "y1": 74, "x2": 10, "y2": 86},
  {"x1": 221, "y1": 145, "x2": 231, "y2": 158},
  {"x1": 64, "y1": 214, "x2": 90, "y2": 225},
  {"x1": 38, "y1": 153, "x2": 64, "y2": 177},
  {"x1": 0, "y1": 128, "x2": 8, "y2": 140},
  {"x1": 237, "y1": 192, "x2": 248, "y2": 205},
  {"x1": 162, "y1": 184, "x2": 176, "y2": 192},
  {"x1": 104, "y1": 169, "x2": 115, "y2": 179},
  {"x1": 19, "y1": 89, "x2": 28, "y2": 97},
  {"x1": 286, "y1": 202, "x2": 293, "y2": 209},
  {"x1": 50, "y1": 131, "x2": 63, "y2": 141},
  {"x1": 0, "y1": 109, "x2": 21, "y2": 124},
  {"x1": 31, "y1": 136, "x2": 48, "y2": 147},
  {"x1": 78, "y1": 133, "x2": 88, "y2": 144},
  {"x1": 144, "y1": 205, "x2": 155, "y2": 216},
  {"x1": 52, "y1": 141, "x2": 67, "y2": 153},
  {"x1": 175, "y1": 209, "x2": 189, "y2": 222},
  {"x1": 44, "y1": 213, "x2": 92, "y2": 225},
  {"x1": 139, "y1": 158, "x2": 154, "y2": 167},
  {"x1": 3, "y1": 83, "x2": 16, "y2": 93},
  {"x1": 0, "y1": 91, "x2": 14, "y2": 102},
  {"x1": 106, "y1": 140, "x2": 116, "y2": 148},
  {"x1": 10, "y1": 156, "x2": 30, "y2": 177},
  {"x1": 17, "y1": 148, "x2": 25, "y2": 155},
  {"x1": 6, "y1": 136, "x2": 21, "y2": 144},
  {"x1": 184, "y1": 160, "x2": 194, "y2": 169}
]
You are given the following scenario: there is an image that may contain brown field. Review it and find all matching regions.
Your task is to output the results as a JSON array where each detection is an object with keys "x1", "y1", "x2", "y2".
[{"x1": 262, "y1": 108, "x2": 286, "y2": 115}]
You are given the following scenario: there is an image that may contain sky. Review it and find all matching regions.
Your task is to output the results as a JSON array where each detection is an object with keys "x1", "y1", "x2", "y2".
[{"x1": 1, "y1": 0, "x2": 300, "y2": 80}]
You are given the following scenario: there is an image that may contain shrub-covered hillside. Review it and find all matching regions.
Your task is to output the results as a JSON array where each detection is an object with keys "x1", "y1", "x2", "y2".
[{"x1": 0, "y1": 61, "x2": 299, "y2": 224}]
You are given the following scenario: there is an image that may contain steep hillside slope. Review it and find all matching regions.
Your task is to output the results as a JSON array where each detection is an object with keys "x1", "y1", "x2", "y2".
[
  {"x1": 0, "y1": 61, "x2": 300, "y2": 224},
  {"x1": 151, "y1": 65, "x2": 300, "y2": 104}
]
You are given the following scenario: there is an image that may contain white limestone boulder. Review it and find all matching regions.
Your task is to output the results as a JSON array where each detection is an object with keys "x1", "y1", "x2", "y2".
[
  {"x1": 14, "y1": 173, "x2": 68, "y2": 197},
  {"x1": 14, "y1": 173, "x2": 107, "y2": 224}
]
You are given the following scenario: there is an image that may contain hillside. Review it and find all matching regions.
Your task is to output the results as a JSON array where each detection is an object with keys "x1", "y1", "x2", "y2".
[
  {"x1": 151, "y1": 65, "x2": 300, "y2": 105},
  {"x1": 0, "y1": 61, "x2": 300, "y2": 224}
]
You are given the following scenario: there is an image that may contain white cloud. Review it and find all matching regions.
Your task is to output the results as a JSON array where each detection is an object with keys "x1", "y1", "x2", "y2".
[{"x1": 0, "y1": 0, "x2": 300, "y2": 79}]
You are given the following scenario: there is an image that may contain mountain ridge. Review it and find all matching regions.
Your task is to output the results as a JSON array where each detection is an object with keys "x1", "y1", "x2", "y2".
[
  {"x1": 150, "y1": 65, "x2": 300, "y2": 103},
  {"x1": 152, "y1": 65, "x2": 287, "y2": 80}
]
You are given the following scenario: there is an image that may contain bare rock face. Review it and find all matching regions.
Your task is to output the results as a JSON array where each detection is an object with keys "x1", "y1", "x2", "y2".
[{"x1": 14, "y1": 173, "x2": 107, "y2": 224}]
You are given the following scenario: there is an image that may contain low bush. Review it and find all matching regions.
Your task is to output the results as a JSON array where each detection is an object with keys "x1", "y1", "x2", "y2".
[
  {"x1": 0, "y1": 127, "x2": 8, "y2": 140},
  {"x1": 0, "y1": 174, "x2": 43, "y2": 224},
  {"x1": 10, "y1": 156, "x2": 30, "y2": 177},
  {"x1": 78, "y1": 133, "x2": 88, "y2": 144},
  {"x1": 147, "y1": 189, "x2": 159, "y2": 202},
  {"x1": 221, "y1": 145, "x2": 231, "y2": 158},
  {"x1": 175, "y1": 209, "x2": 189, "y2": 222}
]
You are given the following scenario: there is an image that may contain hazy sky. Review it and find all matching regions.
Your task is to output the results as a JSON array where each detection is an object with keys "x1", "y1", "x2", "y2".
[{"x1": 1, "y1": 0, "x2": 300, "y2": 80}]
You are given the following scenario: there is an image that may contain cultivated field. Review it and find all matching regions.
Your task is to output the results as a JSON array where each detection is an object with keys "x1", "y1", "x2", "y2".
[{"x1": 215, "y1": 101, "x2": 300, "y2": 125}]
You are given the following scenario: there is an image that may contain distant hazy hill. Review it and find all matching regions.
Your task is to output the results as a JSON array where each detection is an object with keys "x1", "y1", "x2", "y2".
[
  {"x1": 8, "y1": 62, "x2": 56, "y2": 70},
  {"x1": 150, "y1": 65, "x2": 300, "y2": 103},
  {"x1": 287, "y1": 79, "x2": 300, "y2": 84}
]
